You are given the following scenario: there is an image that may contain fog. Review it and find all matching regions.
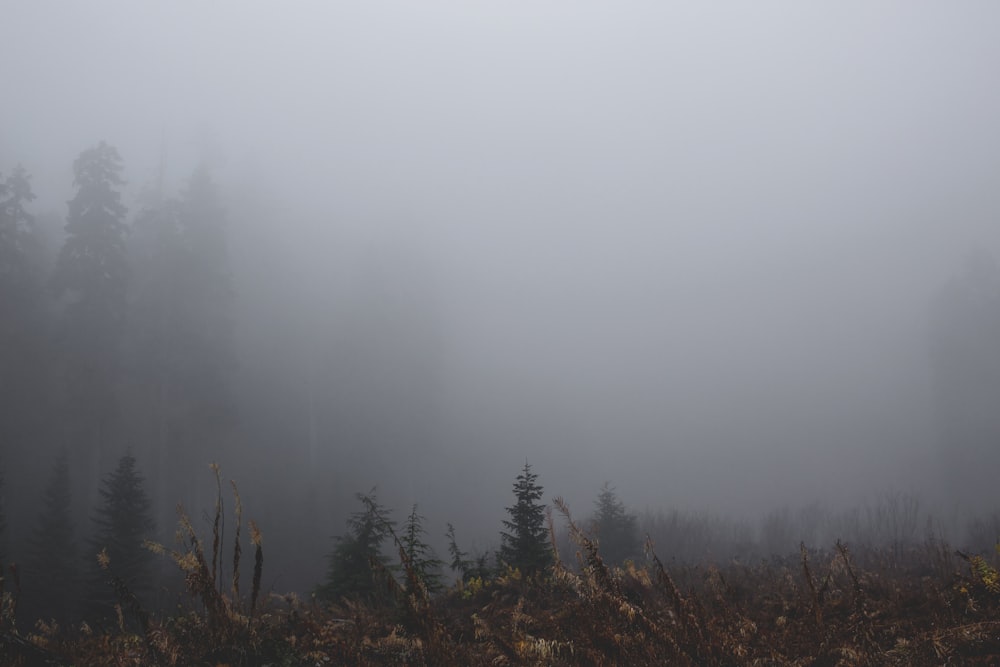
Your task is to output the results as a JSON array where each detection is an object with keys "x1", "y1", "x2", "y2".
[{"x1": 3, "y1": 2, "x2": 1000, "y2": 594}]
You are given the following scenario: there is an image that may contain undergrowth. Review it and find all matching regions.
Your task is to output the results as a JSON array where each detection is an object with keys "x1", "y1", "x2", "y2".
[{"x1": 4, "y1": 475, "x2": 1000, "y2": 665}]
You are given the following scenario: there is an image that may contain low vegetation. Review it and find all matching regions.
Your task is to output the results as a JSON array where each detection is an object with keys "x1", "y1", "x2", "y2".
[{"x1": 3, "y1": 464, "x2": 1000, "y2": 665}]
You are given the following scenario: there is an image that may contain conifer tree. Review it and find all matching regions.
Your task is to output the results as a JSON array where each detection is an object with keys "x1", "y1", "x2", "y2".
[
  {"x1": 319, "y1": 490, "x2": 395, "y2": 603},
  {"x1": 24, "y1": 451, "x2": 79, "y2": 624},
  {"x1": 400, "y1": 505, "x2": 443, "y2": 593},
  {"x1": 51, "y1": 143, "x2": 129, "y2": 482},
  {"x1": 589, "y1": 482, "x2": 641, "y2": 566},
  {"x1": 87, "y1": 452, "x2": 155, "y2": 620},
  {"x1": 499, "y1": 462, "x2": 552, "y2": 575},
  {"x1": 0, "y1": 165, "x2": 39, "y2": 309},
  {"x1": 0, "y1": 166, "x2": 45, "y2": 468},
  {"x1": 445, "y1": 523, "x2": 472, "y2": 579}
]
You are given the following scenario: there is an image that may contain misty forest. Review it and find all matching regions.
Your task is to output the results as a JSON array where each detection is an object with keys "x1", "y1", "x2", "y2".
[{"x1": 2, "y1": 3, "x2": 1000, "y2": 665}]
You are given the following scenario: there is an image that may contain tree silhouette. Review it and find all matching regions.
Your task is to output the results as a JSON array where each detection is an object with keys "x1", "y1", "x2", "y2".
[
  {"x1": 51, "y1": 142, "x2": 129, "y2": 481},
  {"x1": 0, "y1": 166, "x2": 46, "y2": 475},
  {"x1": 87, "y1": 452, "x2": 155, "y2": 621},
  {"x1": 401, "y1": 504, "x2": 443, "y2": 593},
  {"x1": 24, "y1": 451, "x2": 80, "y2": 624},
  {"x1": 0, "y1": 165, "x2": 39, "y2": 309},
  {"x1": 499, "y1": 462, "x2": 552, "y2": 575},
  {"x1": 589, "y1": 483, "x2": 641, "y2": 566},
  {"x1": 319, "y1": 490, "x2": 395, "y2": 603}
]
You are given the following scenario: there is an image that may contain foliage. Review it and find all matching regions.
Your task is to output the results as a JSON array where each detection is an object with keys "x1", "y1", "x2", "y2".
[
  {"x1": 0, "y1": 165, "x2": 39, "y2": 307},
  {"x1": 51, "y1": 141, "x2": 128, "y2": 322},
  {"x1": 319, "y1": 490, "x2": 396, "y2": 603},
  {"x1": 445, "y1": 522, "x2": 470, "y2": 577},
  {"x1": 499, "y1": 461, "x2": 553, "y2": 576},
  {"x1": 400, "y1": 505, "x2": 444, "y2": 593},
  {"x1": 51, "y1": 142, "x2": 129, "y2": 459},
  {"x1": 87, "y1": 452, "x2": 156, "y2": 622},
  {"x1": 589, "y1": 482, "x2": 641, "y2": 566},
  {"x1": 445, "y1": 522, "x2": 495, "y2": 583},
  {"x1": 17, "y1": 500, "x2": 1000, "y2": 666},
  {"x1": 24, "y1": 451, "x2": 79, "y2": 625},
  {"x1": 142, "y1": 466, "x2": 267, "y2": 662},
  {"x1": 0, "y1": 167, "x2": 46, "y2": 475}
]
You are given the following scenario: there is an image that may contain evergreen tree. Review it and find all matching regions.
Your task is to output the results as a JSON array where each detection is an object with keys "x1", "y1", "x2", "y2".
[
  {"x1": 24, "y1": 451, "x2": 79, "y2": 624},
  {"x1": 445, "y1": 522, "x2": 492, "y2": 582},
  {"x1": 400, "y1": 505, "x2": 443, "y2": 593},
  {"x1": 589, "y1": 483, "x2": 641, "y2": 566},
  {"x1": 319, "y1": 490, "x2": 395, "y2": 603},
  {"x1": 51, "y1": 143, "x2": 129, "y2": 486},
  {"x1": 445, "y1": 522, "x2": 471, "y2": 579},
  {"x1": 87, "y1": 452, "x2": 155, "y2": 621},
  {"x1": 499, "y1": 462, "x2": 552, "y2": 575},
  {"x1": 0, "y1": 166, "x2": 46, "y2": 469},
  {"x1": 0, "y1": 165, "x2": 39, "y2": 308}
]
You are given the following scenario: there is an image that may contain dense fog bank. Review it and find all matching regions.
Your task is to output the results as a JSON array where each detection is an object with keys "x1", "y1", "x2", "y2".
[{"x1": 2, "y1": 2, "x2": 1000, "y2": 598}]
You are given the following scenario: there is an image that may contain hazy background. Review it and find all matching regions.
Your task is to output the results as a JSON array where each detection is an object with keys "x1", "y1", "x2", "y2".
[{"x1": 3, "y1": 1, "x2": 999, "y2": 591}]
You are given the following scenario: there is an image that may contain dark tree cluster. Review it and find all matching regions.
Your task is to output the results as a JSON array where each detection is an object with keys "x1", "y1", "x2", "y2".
[
  {"x1": 15, "y1": 450, "x2": 156, "y2": 629},
  {"x1": 318, "y1": 462, "x2": 583, "y2": 603},
  {"x1": 0, "y1": 143, "x2": 232, "y2": 627}
]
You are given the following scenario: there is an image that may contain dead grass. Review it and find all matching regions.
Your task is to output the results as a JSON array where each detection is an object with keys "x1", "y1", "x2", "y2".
[{"x1": 5, "y1": 486, "x2": 1000, "y2": 665}]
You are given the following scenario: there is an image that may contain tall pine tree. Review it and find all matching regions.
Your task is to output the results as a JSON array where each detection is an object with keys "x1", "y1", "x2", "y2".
[
  {"x1": 86, "y1": 452, "x2": 155, "y2": 621},
  {"x1": 400, "y1": 505, "x2": 443, "y2": 593},
  {"x1": 0, "y1": 166, "x2": 46, "y2": 470},
  {"x1": 51, "y1": 143, "x2": 129, "y2": 502},
  {"x1": 0, "y1": 165, "x2": 39, "y2": 310},
  {"x1": 499, "y1": 462, "x2": 552, "y2": 575},
  {"x1": 24, "y1": 451, "x2": 79, "y2": 625}
]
